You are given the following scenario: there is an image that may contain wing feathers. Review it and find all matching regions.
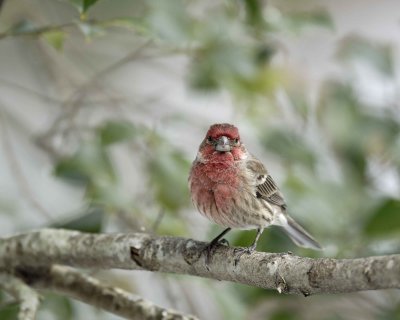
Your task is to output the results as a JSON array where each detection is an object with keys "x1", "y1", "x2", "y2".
[{"x1": 256, "y1": 175, "x2": 286, "y2": 208}]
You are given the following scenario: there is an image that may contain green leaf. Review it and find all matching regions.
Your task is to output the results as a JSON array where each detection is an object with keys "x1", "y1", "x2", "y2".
[
  {"x1": 380, "y1": 304, "x2": 400, "y2": 320},
  {"x1": 283, "y1": 9, "x2": 334, "y2": 31},
  {"x1": 86, "y1": 183, "x2": 126, "y2": 207},
  {"x1": 337, "y1": 35, "x2": 394, "y2": 77},
  {"x1": 156, "y1": 214, "x2": 187, "y2": 236},
  {"x1": 244, "y1": 0, "x2": 264, "y2": 27},
  {"x1": 54, "y1": 140, "x2": 116, "y2": 185},
  {"x1": 54, "y1": 157, "x2": 90, "y2": 185},
  {"x1": 41, "y1": 294, "x2": 74, "y2": 320},
  {"x1": 261, "y1": 129, "x2": 316, "y2": 169},
  {"x1": 318, "y1": 81, "x2": 399, "y2": 183},
  {"x1": 267, "y1": 7, "x2": 333, "y2": 34},
  {"x1": 188, "y1": 60, "x2": 219, "y2": 91},
  {"x1": 147, "y1": 0, "x2": 192, "y2": 43},
  {"x1": 51, "y1": 207, "x2": 103, "y2": 233},
  {"x1": 42, "y1": 30, "x2": 65, "y2": 51},
  {"x1": 255, "y1": 45, "x2": 276, "y2": 65},
  {"x1": 189, "y1": 39, "x2": 260, "y2": 92},
  {"x1": 70, "y1": 0, "x2": 100, "y2": 14},
  {"x1": 53, "y1": 138, "x2": 127, "y2": 207},
  {"x1": 0, "y1": 298, "x2": 18, "y2": 320},
  {"x1": 98, "y1": 121, "x2": 136, "y2": 146},
  {"x1": 83, "y1": 0, "x2": 100, "y2": 13},
  {"x1": 364, "y1": 198, "x2": 400, "y2": 237},
  {"x1": 147, "y1": 138, "x2": 190, "y2": 212},
  {"x1": 270, "y1": 310, "x2": 297, "y2": 320},
  {"x1": 101, "y1": 17, "x2": 150, "y2": 35}
]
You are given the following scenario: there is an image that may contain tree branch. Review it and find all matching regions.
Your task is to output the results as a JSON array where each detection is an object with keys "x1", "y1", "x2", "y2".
[
  {"x1": 0, "y1": 22, "x2": 77, "y2": 41},
  {"x1": 28, "y1": 265, "x2": 197, "y2": 320},
  {"x1": 0, "y1": 229, "x2": 399, "y2": 296},
  {"x1": 0, "y1": 273, "x2": 40, "y2": 320}
]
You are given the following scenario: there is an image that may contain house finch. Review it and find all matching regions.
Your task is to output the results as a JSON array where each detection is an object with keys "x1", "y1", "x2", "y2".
[{"x1": 189, "y1": 123, "x2": 321, "y2": 265}]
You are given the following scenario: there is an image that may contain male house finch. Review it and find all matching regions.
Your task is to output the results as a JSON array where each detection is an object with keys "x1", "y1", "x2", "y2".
[{"x1": 189, "y1": 123, "x2": 321, "y2": 264}]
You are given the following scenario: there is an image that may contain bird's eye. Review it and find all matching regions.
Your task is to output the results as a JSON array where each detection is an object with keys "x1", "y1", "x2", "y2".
[
  {"x1": 233, "y1": 138, "x2": 240, "y2": 146},
  {"x1": 206, "y1": 136, "x2": 213, "y2": 144}
]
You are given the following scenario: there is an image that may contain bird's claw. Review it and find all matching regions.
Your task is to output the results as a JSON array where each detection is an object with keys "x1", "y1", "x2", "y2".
[
  {"x1": 233, "y1": 245, "x2": 256, "y2": 266},
  {"x1": 203, "y1": 238, "x2": 229, "y2": 271},
  {"x1": 218, "y1": 238, "x2": 230, "y2": 246}
]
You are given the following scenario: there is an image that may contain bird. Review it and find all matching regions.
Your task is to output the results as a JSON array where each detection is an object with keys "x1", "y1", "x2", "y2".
[{"x1": 188, "y1": 123, "x2": 321, "y2": 265}]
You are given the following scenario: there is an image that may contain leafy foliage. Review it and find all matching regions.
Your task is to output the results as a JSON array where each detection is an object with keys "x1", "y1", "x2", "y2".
[
  {"x1": 54, "y1": 139, "x2": 116, "y2": 187},
  {"x1": 1, "y1": 0, "x2": 400, "y2": 319},
  {"x1": 98, "y1": 120, "x2": 137, "y2": 146},
  {"x1": 146, "y1": 135, "x2": 190, "y2": 213},
  {"x1": 262, "y1": 129, "x2": 316, "y2": 169},
  {"x1": 337, "y1": 35, "x2": 395, "y2": 77},
  {"x1": 42, "y1": 30, "x2": 65, "y2": 51},
  {"x1": 364, "y1": 198, "x2": 400, "y2": 237},
  {"x1": 0, "y1": 292, "x2": 18, "y2": 320},
  {"x1": 39, "y1": 294, "x2": 75, "y2": 320},
  {"x1": 70, "y1": 0, "x2": 100, "y2": 14}
]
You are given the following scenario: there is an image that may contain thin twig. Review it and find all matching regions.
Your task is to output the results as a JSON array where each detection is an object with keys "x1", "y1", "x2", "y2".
[
  {"x1": 0, "y1": 22, "x2": 77, "y2": 41},
  {"x1": 151, "y1": 210, "x2": 165, "y2": 233},
  {"x1": 36, "y1": 40, "x2": 152, "y2": 158},
  {"x1": 0, "y1": 109, "x2": 53, "y2": 219}
]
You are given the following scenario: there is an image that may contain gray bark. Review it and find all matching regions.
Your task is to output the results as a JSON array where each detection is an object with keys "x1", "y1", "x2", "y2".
[
  {"x1": 0, "y1": 229, "x2": 398, "y2": 296},
  {"x1": 32, "y1": 265, "x2": 197, "y2": 320},
  {"x1": 0, "y1": 273, "x2": 40, "y2": 320}
]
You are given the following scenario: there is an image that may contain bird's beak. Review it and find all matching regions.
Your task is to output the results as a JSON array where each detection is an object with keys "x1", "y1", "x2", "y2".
[{"x1": 215, "y1": 136, "x2": 231, "y2": 152}]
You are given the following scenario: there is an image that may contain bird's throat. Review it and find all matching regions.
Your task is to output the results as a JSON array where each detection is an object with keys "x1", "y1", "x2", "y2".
[{"x1": 208, "y1": 151, "x2": 235, "y2": 164}]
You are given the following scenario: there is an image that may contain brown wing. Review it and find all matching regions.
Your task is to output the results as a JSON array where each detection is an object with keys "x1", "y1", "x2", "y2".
[
  {"x1": 256, "y1": 175, "x2": 287, "y2": 210},
  {"x1": 245, "y1": 156, "x2": 287, "y2": 210}
]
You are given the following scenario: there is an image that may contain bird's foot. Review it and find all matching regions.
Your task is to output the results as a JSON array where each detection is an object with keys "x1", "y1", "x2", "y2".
[
  {"x1": 203, "y1": 238, "x2": 230, "y2": 270},
  {"x1": 218, "y1": 238, "x2": 230, "y2": 246},
  {"x1": 233, "y1": 245, "x2": 256, "y2": 266}
]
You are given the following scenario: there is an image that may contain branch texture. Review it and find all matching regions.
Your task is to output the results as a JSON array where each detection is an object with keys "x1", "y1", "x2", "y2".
[
  {"x1": 0, "y1": 273, "x2": 40, "y2": 320},
  {"x1": 0, "y1": 229, "x2": 399, "y2": 296},
  {"x1": 30, "y1": 265, "x2": 197, "y2": 320}
]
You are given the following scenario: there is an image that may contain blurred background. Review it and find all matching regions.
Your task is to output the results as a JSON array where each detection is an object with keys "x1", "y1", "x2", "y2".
[{"x1": 0, "y1": 0, "x2": 399, "y2": 319}]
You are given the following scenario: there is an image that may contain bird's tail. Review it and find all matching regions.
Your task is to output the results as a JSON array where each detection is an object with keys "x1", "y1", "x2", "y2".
[{"x1": 278, "y1": 214, "x2": 322, "y2": 250}]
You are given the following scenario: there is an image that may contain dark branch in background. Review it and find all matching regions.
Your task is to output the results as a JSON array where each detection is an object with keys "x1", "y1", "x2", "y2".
[{"x1": 0, "y1": 229, "x2": 399, "y2": 296}]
